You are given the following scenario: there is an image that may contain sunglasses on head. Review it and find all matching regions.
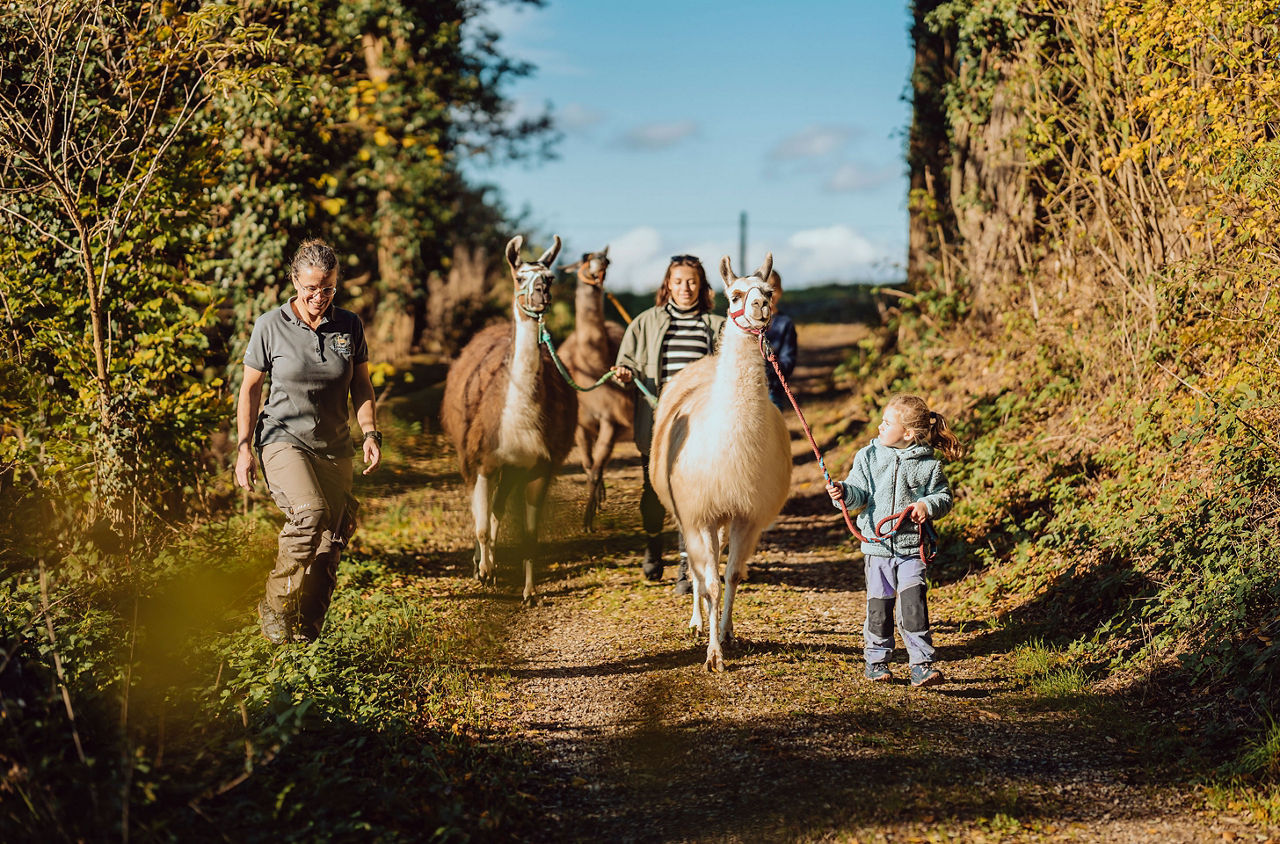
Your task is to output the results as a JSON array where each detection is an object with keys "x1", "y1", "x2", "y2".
[{"x1": 669, "y1": 254, "x2": 700, "y2": 265}]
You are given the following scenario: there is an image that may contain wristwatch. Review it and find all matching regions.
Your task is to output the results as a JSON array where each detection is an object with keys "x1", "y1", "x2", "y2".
[{"x1": 363, "y1": 430, "x2": 383, "y2": 446}]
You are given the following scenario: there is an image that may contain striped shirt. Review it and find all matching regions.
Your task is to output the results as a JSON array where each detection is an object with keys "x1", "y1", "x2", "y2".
[{"x1": 659, "y1": 303, "x2": 711, "y2": 387}]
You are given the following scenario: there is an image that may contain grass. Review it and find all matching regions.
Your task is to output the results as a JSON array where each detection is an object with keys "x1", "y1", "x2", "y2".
[{"x1": 1009, "y1": 639, "x2": 1090, "y2": 700}]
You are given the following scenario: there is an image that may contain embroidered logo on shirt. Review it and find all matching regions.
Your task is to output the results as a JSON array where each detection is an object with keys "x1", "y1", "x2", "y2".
[{"x1": 330, "y1": 334, "x2": 353, "y2": 359}]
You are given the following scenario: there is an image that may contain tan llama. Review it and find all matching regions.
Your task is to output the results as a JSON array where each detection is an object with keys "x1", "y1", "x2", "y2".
[
  {"x1": 649, "y1": 253, "x2": 791, "y2": 671},
  {"x1": 555, "y1": 246, "x2": 635, "y2": 530},
  {"x1": 440, "y1": 235, "x2": 578, "y2": 605}
]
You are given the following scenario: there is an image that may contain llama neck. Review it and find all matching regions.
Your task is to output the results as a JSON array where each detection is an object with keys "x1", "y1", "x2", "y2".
[
  {"x1": 710, "y1": 324, "x2": 770, "y2": 418},
  {"x1": 495, "y1": 310, "x2": 550, "y2": 465},
  {"x1": 574, "y1": 281, "x2": 611, "y2": 368},
  {"x1": 506, "y1": 312, "x2": 543, "y2": 403}
]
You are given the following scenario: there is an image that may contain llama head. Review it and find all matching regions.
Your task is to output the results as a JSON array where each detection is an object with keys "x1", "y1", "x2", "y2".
[
  {"x1": 505, "y1": 234, "x2": 562, "y2": 318},
  {"x1": 719, "y1": 252, "x2": 776, "y2": 334},
  {"x1": 562, "y1": 245, "x2": 611, "y2": 287}
]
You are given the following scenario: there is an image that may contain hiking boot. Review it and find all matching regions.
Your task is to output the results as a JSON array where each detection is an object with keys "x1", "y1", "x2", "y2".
[
  {"x1": 672, "y1": 553, "x2": 692, "y2": 596},
  {"x1": 291, "y1": 617, "x2": 321, "y2": 644},
  {"x1": 910, "y1": 663, "x2": 943, "y2": 688},
  {"x1": 865, "y1": 662, "x2": 893, "y2": 682},
  {"x1": 257, "y1": 599, "x2": 292, "y2": 645},
  {"x1": 641, "y1": 533, "x2": 664, "y2": 581}
]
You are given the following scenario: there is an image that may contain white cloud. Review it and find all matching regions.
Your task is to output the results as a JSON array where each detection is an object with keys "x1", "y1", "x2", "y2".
[
  {"x1": 772, "y1": 225, "x2": 901, "y2": 284},
  {"x1": 605, "y1": 227, "x2": 666, "y2": 293},
  {"x1": 826, "y1": 162, "x2": 900, "y2": 193},
  {"x1": 619, "y1": 120, "x2": 698, "y2": 150},
  {"x1": 558, "y1": 102, "x2": 605, "y2": 132},
  {"x1": 770, "y1": 125, "x2": 856, "y2": 160}
]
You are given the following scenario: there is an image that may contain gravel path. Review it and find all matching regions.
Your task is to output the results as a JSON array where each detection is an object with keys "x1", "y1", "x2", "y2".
[{"x1": 414, "y1": 322, "x2": 1275, "y2": 843}]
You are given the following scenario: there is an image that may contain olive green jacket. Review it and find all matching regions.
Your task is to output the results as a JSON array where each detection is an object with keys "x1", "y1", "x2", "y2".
[{"x1": 615, "y1": 304, "x2": 725, "y2": 454}]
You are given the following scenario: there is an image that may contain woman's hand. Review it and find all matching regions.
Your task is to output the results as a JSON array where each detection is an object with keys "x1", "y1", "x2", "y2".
[
  {"x1": 362, "y1": 437, "x2": 382, "y2": 475},
  {"x1": 612, "y1": 365, "x2": 634, "y2": 384},
  {"x1": 234, "y1": 444, "x2": 256, "y2": 491},
  {"x1": 826, "y1": 481, "x2": 845, "y2": 502},
  {"x1": 909, "y1": 501, "x2": 929, "y2": 524}
]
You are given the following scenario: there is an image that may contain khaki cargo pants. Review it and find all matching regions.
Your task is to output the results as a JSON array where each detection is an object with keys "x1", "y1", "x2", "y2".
[{"x1": 260, "y1": 442, "x2": 355, "y2": 639}]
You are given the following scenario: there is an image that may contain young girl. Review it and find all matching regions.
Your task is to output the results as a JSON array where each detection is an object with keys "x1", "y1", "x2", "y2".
[{"x1": 826, "y1": 394, "x2": 962, "y2": 687}]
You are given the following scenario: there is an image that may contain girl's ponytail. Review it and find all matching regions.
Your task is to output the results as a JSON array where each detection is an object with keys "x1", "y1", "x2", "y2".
[{"x1": 927, "y1": 410, "x2": 964, "y2": 462}]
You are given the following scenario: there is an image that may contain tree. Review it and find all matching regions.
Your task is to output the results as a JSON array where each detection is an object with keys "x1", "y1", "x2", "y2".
[
  {"x1": 200, "y1": 0, "x2": 555, "y2": 366},
  {"x1": 0, "y1": 1, "x2": 276, "y2": 535}
]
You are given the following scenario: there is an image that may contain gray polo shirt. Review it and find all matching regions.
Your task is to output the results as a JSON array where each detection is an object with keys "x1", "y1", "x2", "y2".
[{"x1": 243, "y1": 299, "x2": 369, "y2": 457}]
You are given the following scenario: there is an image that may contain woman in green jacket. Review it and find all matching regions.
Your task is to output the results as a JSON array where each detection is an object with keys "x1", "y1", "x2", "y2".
[{"x1": 612, "y1": 255, "x2": 724, "y2": 590}]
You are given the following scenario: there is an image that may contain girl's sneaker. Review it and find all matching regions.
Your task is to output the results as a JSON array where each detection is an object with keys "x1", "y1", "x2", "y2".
[
  {"x1": 910, "y1": 663, "x2": 943, "y2": 687},
  {"x1": 865, "y1": 662, "x2": 893, "y2": 682}
]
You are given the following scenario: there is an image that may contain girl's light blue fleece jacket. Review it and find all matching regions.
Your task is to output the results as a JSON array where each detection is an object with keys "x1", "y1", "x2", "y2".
[{"x1": 831, "y1": 438, "x2": 953, "y2": 559}]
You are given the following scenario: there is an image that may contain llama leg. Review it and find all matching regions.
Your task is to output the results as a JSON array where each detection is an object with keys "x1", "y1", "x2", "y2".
[
  {"x1": 685, "y1": 529, "x2": 725, "y2": 671},
  {"x1": 684, "y1": 527, "x2": 715, "y2": 636},
  {"x1": 575, "y1": 423, "x2": 594, "y2": 480},
  {"x1": 471, "y1": 473, "x2": 496, "y2": 585},
  {"x1": 583, "y1": 419, "x2": 616, "y2": 532},
  {"x1": 576, "y1": 421, "x2": 596, "y2": 531},
  {"x1": 721, "y1": 522, "x2": 762, "y2": 645},
  {"x1": 521, "y1": 471, "x2": 551, "y2": 606},
  {"x1": 687, "y1": 536, "x2": 704, "y2": 640}
]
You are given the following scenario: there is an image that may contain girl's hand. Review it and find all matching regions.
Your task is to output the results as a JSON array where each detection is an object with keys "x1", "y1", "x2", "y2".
[
  {"x1": 826, "y1": 481, "x2": 845, "y2": 502},
  {"x1": 612, "y1": 366, "x2": 633, "y2": 384},
  {"x1": 909, "y1": 501, "x2": 929, "y2": 524}
]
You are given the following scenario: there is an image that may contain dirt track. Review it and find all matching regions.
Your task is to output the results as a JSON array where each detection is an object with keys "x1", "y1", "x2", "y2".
[{"x1": 375, "y1": 321, "x2": 1273, "y2": 843}]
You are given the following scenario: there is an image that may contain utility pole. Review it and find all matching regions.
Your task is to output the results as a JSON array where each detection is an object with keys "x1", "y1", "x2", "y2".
[{"x1": 738, "y1": 210, "x2": 747, "y2": 273}]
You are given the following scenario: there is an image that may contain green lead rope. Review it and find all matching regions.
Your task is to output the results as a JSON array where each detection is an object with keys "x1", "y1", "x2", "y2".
[{"x1": 538, "y1": 318, "x2": 659, "y2": 409}]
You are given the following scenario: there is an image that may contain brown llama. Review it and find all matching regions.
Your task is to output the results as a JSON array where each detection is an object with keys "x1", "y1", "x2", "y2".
[
  {"x1": 555, "y1": 246, "x2": 635, "y2": 530},
  {"x1": 440, "y1": 235, "x2": 578, "y2": 605},
  {"x1": 650, "y1": 253, "x2": 792, "y2": 671}
]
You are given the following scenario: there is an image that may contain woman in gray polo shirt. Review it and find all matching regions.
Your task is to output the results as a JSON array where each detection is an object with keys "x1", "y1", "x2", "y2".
[
  {"x1": 612, "y1": 255, "x2": 723, "y2": 591},
  {"x1": 234, "y1": 239, "x2": 382, "y2": 644}
]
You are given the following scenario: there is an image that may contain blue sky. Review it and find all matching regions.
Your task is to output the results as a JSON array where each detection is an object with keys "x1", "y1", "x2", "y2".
[{"x1": 465, "y1": 1, "x2": 914, "y2": 292}]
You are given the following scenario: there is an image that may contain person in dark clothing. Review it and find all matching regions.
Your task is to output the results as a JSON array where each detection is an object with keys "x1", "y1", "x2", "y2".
[{"x1": 764, "y1": 270, "x2": 798, "y2": 411}]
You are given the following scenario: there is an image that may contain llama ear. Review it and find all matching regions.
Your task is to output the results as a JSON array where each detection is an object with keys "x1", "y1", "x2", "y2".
[
  {"x1": 755, "y1": 252, "x2": 773, "y2": 283},
  {"x1": 562, "y1": 260, "x2": 583, "y2": 274},
  {"x1": 537, "y1": 234, "x2": 562, "y2": 267},
  {"x1": 506, "y1": 236, "x2": 524, "y2": 271},
  {"x1": 719, "y1": 255, "x2": 735, "y2": 284},
  {"x1": 601, "y1": 244, "x2": 610, "y2": 258}
]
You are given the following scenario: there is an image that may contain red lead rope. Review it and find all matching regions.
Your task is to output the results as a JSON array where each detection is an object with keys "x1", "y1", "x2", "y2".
[{"x1": 741, "y1": 318, "x2": 937, "y2": 567}]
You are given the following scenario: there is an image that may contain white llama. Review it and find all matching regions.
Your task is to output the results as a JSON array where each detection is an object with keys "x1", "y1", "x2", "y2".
[{"x1": 649, "y1": 253, "x2": 792, "y2": 671}]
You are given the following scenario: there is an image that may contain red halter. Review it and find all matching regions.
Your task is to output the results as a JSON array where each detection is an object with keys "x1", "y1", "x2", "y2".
[{"x1": 724, "y1": 277, "x2": 767, "y2": 336}]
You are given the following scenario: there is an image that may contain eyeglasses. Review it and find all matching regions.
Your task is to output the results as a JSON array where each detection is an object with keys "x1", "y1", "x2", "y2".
[
  {"x1": 300, "y1": 285, "x2": 337, "y2": 299},
  {"x1": 669, "y1": 254, "x2": 701, "y2": 265}
]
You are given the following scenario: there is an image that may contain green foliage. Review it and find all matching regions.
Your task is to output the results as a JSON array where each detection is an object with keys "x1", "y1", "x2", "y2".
[
  {"x1": 199, "y1": 0, "x2": 549, "y2": 365},
  {"x1": 0, "y1": 523, "x2": 532, "y2": 841},
  {"x1": 901, "y1": 0, "x2": 1280, "y2": 770}
]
